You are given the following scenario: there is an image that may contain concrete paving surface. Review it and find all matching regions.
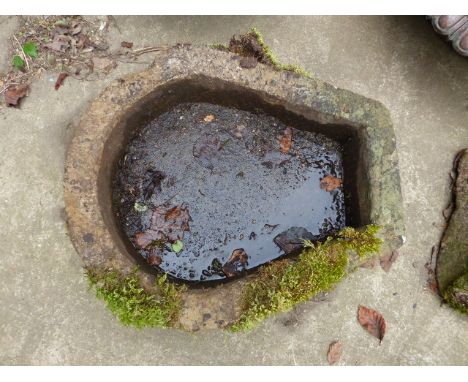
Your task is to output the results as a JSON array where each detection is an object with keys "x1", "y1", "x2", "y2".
[{"x1": 0, "y1": 16, "x2": 467, "y2": 365}]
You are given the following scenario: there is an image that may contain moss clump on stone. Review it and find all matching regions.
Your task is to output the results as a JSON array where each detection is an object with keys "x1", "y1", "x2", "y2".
[
  {"x1": 87, "y1": 269, "x2": 185, "y2": 329},
  {"x1": 443, "y1": 273, "x2": 468, "y2": 315},
  {"x1": 212, "y1": 27, "x2": 313, "y2": 79},
  {"x1": 230, "y1": 225, "x2": 383, "y2": 332}
]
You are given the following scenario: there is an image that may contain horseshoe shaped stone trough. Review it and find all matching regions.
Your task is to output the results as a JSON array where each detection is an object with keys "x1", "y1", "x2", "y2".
[{"x1": 64, "y1": 46, "x2": 405, "y2": 331}]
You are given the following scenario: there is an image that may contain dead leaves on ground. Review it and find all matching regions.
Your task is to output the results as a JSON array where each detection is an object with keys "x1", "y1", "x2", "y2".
[
  {"x1": 326, "y1": 306, "x2": 387, "y2": 364},
  {"x1": 357, "y1": 305, "x2": 386, "y2": 343},
  {"x1": 279, "y1": 127, "x2": 293, "y2": 154},
  {"x1": 134, "y1": 204, "x2": 191, "y2": 250},
  {"x1": 121, "y1": 41, "x2": 134, "y2": 49},
  {"x1": 54, "y1": 72, "x2": 68, "y2": 90},
  {"x1": 2, "y1": 16, "x2": 114, "y2": 106},
  {"x1": 4, "y1": 84, "x2": 29, "y2": 106},
  {"x1": 327, "y1": 341, "x2": 343, "y2": 365},
  {"x1": 45, "y1": 19, "x2": 108, "y2": 55},
  {"x1": 379, "y1": 250, "x2": 400, "y2": 272},
  {"x1": 320, "y1": 175, "x2": 342, "y2": 192}
]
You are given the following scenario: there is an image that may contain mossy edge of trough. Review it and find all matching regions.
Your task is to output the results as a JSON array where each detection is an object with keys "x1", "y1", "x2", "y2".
[
  {"x1": 86, "y1": 268, "x2": 186, "y2": 329},
  {"x1": 229, "y1": 225, "x2": 383, "y2": 332},
  {"x1": 85, "y1": 225, "x2": 382, "y2": 330},
  {"x1": 210, "y1": 27, "x2": 314, "y2": 79}
]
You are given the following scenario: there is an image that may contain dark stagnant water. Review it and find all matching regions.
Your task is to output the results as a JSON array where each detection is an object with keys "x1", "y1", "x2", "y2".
[{"x1": 113, "y1": 102, "x2": 346, "y2": 282}]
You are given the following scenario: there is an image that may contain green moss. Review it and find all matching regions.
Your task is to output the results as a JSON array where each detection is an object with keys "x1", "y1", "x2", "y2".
[
  {"x1": 211, "y1": 27, "x2": 314, "y2": 79},
  {"x1": 444, "y1": 273, "x2": 468, "y2": 315},
  {"x1": 87, "y1": 268, "x2": 185, "y2": 329},
  {"x1": 230, "y1": 225, "x2": 382, "y2": 332},
  {"x1": 249, "y1": 27, "x2": 314, "y2": 78},
  {"x1": 334, "y1": 224, "x2": 383, "y2": 259}
]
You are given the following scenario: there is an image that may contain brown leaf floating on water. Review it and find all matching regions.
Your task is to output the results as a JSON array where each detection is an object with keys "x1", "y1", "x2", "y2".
[
  {"x1": 222, "y1": 248, "x2": 248, "y2": 277},
  {"x1": 54, "y1": 72, "x2": 68, "y2": 90},
  {"x1": 320, "y1": 175, "x2": 342, "y2": 192},
  {"x1": 279, "y1": 127, "x2": 293, "y2": 154},
  {"x1": 357, "y1": 305, "x2": 386, "y2": 343},
  {"x1": 134, "y1": 204, "x2": 191, "y2": 249},
  {"x1": 380, "y1": 250, "x2": 400, "y2": 272},
  {"x1": 164, "y1": 205, "x2": 191, "y2": 231},
  {"x1": 203, "y1": 114, "x2": 215, "y2": 122},
  {"x1": 147, "y1": 254, "x2": 162, "y2": 266},
  {"x1": 327, "y1": 341, "x2": 343, "y2": 365},
  {"x1": 4, "y1": 84, "x2": 29, "y2": 106},
  {"x1": 192, "y1": 134, "x2": 221, "y2": 170},
  {"x1": 142, "y1": 169, "x2": 165, "y2": 200}
]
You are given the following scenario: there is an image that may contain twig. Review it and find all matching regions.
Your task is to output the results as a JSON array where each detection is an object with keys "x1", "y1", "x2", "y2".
[
  {"x1": 13, "y1": 34, "x2": 30, "y2": 70},
  {"x1": 0, "y1": 85, "x2": 11, "y2": 95},
  {"x1": 131, "y1": 46, "x2": 170, "y2": 56}
]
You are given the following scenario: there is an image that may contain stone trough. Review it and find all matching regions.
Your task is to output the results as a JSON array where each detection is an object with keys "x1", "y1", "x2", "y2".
[{"x1": 64, "y1": 46, "x2": 405, "y2": 330}]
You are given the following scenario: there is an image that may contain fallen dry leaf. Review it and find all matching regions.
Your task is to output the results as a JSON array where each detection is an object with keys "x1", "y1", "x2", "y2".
[
  {"x1": 4, "y1": 84, "x2": 29, "y2": 106},
  {"x1": 320, "y1": 175, "x2": 342, "y2": 192},
  {"x1": 121, "y1": 41, "x2": 133, "y2": 48},
  {"x1": 54, "y1": 72, "x2": 68, "y2": 90},
  {"x1": 279, "y1": 127, "x2": 293, "y2": 154},
  {"x1": 273, "y1": 226, "x2": 315, "y2": 255},
  {"x1": 193, "y1": 134, "x2": 222, "y2": 170},
  {"x1": 147, "y1": 254, "x2": 162, "y2": 266},
  {"x1": 70, "y1": 21, "x2": 82, "y2": 36},
  {"x1": 222, "y1": 248, "x2": 248, "y2": 277},
  {"x1": 380, "y1": 250, "x2": 400, "y2": 272},
  {"x1": 164, "y1": 205, "x2": 190, "y2": 232},
  {"x1": 327, "y1": 341, "x2": 343, "y2": 365},
  {"x1": 142, "y1": 169, "x2": 165, "y2": 200},
  {"x1": 203, "y1": 114, "x2": 215, "y2": 122},
  {"x1": 134, "y1": 204, "x2": 191, "y2": 249},
  {"x1": 45, "y1": 34, "x2": 71, "y2": 52},
  {"x1": 357, "y1": 305, "x2": 386, "y2": 343}
]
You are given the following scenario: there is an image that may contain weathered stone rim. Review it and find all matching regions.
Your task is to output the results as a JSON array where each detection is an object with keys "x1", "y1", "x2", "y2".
[{"x1": 64, "y1": 46, "x2": 405, "y2": 330}]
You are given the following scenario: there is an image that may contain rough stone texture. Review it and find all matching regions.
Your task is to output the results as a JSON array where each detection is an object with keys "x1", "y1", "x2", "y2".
[
  {"x1": 63, "y1": 45, "x2": 404, "y2": 330},
  {"x1": 0, "y1": 16, "x2": 17, "y2": 75},
  {"x1": 436, "y1": 149, "x2": 468, "y2": 307},
  {"x1": 0, "y1": 16, "x2": 467, "y2": 365}
]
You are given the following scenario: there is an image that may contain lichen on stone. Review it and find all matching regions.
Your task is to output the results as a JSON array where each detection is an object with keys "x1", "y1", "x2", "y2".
[
  {"x1": 86, "y1": 268, "x2": 185, "y2": 329},
  {"x1": 212, "y1": 27, "x2": 314, "y2": 79},
  {"x1": 230, "y1": 225, "x2": 383, "y2": 332}
]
